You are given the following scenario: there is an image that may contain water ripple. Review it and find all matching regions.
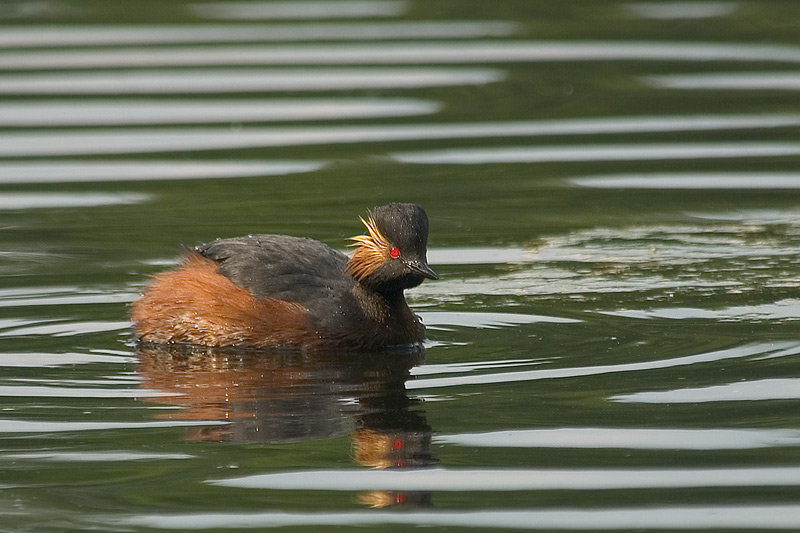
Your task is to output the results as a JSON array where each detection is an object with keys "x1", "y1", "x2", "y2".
[
  {"x1": 0, "y1": 351, "x2": 133, "y2": 367},
  {"x1": 408, "y1": 343, "x2": 799, "y2": 390},
  {"x1": 0, "y1": 320, "x2": 130, "y2": 337},
  {"x1": 413, "y1": 359, "x2": 545, "y2": 377},
  {"x1": 0, "y1": 160, "x2": 324, "y2": 183},
  {"x1": 0, "y1": 98, "x2": 439, "y2": 126},
  {"x1": 189, "y1": 0, "x2": 408, "y2": 20},
  {"x1": 434, "y1": 427, "x2": 800, "y2": 450},
  {"x1": 5, "y1": 451, "x2": 193, "y2": 461},
  {"x1": 427, "y1": 247, "x2": 526, "y2": 265},
  {"x1": 614, "y1": 378, "x2": 800, "y2": 403},
  {"x1": 394, "y1": 142, "x2": 800, "y2": 165},
  {"x1": 623, "y1": 2, "x2": 741, "y2": 20},
  {"x1": 572, "y1": 172, "x2": 800, "y2": 189},
  {"x1": 3, "y1": 115, "x2": 798, "y2": 157},
  {"x1": 210, "y1": 465, "x2": 800, "y2": 491},
  {"x1": 0, "y1": 21, "x2": 518, "y2": 47},
  {"x1": 117, "y1": 505, "x2": 800, "y2": 530},
  {"x1": 420, "y1": 311, "x2": 579, "y2": 329},
  {"x1": 0, "y1": 385, "x2": 170, "y2": 398},
  {"x1": 0, "y1": 68, "x2": 504, "y2": 94},
  {"x1": 0, "y1": 193, "x2": 149, "y2": 209},
  {"x1": 601, "y1": 299, "x2": 800, "y2": 321},
  {"x1": 416, "y1": 223, "x2": 800, "y2": 301},
  {"x1": 532, "y1": 224, "x2": 800, "y2": 263},
  {"x1": 645, "y1": 71, "x2": 800, "y2": 90},
  {"x1": 0, "y1": 418, "x2": 214, "y2": 433},
  {"x1": 0, "y1": 287, "x2": 135, "y2": 307},
  {"x1": 4, "y1": 40, "x2": 800, "y2": 70}
]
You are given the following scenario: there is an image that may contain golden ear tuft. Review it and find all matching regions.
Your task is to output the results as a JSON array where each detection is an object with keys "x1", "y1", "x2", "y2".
[{"x1": 346, "y1": 216, "x2": 392, "y2": 281}]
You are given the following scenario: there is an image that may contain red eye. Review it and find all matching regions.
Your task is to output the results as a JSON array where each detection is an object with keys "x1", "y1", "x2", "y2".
[{"x1": 389, "y1": 247, "x2": 401, "y2": 258}]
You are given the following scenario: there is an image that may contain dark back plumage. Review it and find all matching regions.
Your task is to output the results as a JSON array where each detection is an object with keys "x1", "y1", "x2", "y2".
[{"x1": 197, "y1": 234, "x2": 351, "y2": 303}]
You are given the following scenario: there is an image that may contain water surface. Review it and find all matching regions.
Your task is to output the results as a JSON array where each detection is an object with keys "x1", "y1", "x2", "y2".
[{"x1": 3, "y1": 1, "x2": 800, "y2": 531}]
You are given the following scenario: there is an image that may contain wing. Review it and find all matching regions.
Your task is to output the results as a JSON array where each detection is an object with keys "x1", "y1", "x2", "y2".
[{"x1": 196, "y1": 234, "x2": 352, "y2": 303}]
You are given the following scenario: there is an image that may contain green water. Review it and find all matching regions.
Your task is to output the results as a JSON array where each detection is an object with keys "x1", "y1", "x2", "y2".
[{"x1": 3, "y1": 1, "x2": 800, "y2": 531}]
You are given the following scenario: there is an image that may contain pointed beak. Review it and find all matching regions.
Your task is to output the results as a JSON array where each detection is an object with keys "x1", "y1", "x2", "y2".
[{"x1": 407, "y1": 260, "x2": 438, "y2": 280}]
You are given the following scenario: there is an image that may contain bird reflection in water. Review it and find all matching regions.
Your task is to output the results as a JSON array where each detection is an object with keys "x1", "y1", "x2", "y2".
[{"x1": 136, "y1": 343, "x2": 434, "y2": 508}]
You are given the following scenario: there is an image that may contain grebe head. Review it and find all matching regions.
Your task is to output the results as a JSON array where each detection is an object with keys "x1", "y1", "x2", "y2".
[{"x1": 347, "y1": 203, "x2": 437, "y2": 292}]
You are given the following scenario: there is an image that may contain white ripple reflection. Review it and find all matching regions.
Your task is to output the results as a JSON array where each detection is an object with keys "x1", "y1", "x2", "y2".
[
  {"x1": 0, "y1": 385, "x2": 169, "y2": 398},
  {"x1": 0, "y1": 351, "x2": 134, "y2": 367},
  {"x1": 5, "y1": 451, "x2": 193, "y2": 461},
  {"x1": 117, "y1": 505, "x2": 800, "y2": 530},
  {"x1": 189, "y1": 0, "x2": 407, "y2": 20},
  {"x1": 0, "y1": 287, "x2": 136, "y2": 307},
  {"x1": 645, "y1": 71, "x2": 800, "y2": 90},
  {"x1": 417, "y1": 222, "x2": 800, "y2": 303},
  {"x1": 434, "y1": 427, "x2": 800, "y2": 450},
  {"x1": 0, "y1": 160, "x2": 323, "y2": 183},
  {"x1": 614, "y1": 378, "x2": 800, "y2": 403},
  {"x1": 0, "y1": 22, "x2": 518, "y2": 47},
  {"x1": 0, "y1": 419, "x2": 214, "y2": 433},
  {"x1": 420, "y1": 311, "x2": 579, "y2": 330},
  {"x1": 624, "y1": 2, "x2": 740, "y2": 20},
  {"x1": 4, "y1": 40, "x2": 800, "y2": 70},
  {"x1": 572, "y1": 172, "x2": 800, "y2": 189},
  {"x1": 601, "y1": 299, "x2": 800, "y2": 321},
  {"x1": 0, "y1": 193, "x2": 149, "y2": 209},
  {"x1": 0, "y1": 98, "x2": 439, "y2": 126},
  {"x1": 408, "y1": 343, "x2": 800, "y2": 390},
  {"x1": 0, "y1": 320, "x2": 130, "y2": 337},
  {"x1": 3, "y1": 115, "x2": 799, "y2": 157},
  {"x1": 413, "y1": 359, "x2": 545, "y2": 377},
  {"x1": 210, "y1": 465, "x2": 800, "y2": 491},
  {"x1": 688, "y1": 207, "x2": 800, "y2": 225},
  {"x1": 427, "y1": 247, "x2": 527, "y2": 265},
  {"x1": 0, "y1": 68, "x2": 504, "y2": 94},
  {"x1": 394, "y1": 142, "x2": 800, "y2": 165},
  {"x1": 531, "y1": 224, "x2": 800, "y2": 263}
]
